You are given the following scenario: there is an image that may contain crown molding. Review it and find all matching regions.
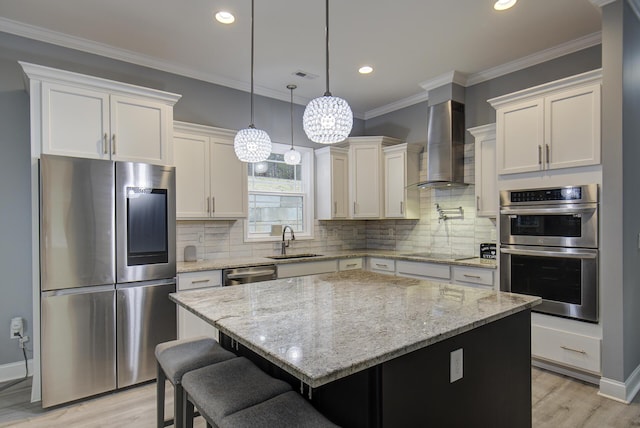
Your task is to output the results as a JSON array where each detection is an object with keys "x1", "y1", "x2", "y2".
[
  {"x1": 364, "y1": 31, "x2": 602, "y2": 119},
  {"x1": 630, "y1": 0, "x2": 640, "y2": 20},
  {"x1": 0, "y1": 17, "x2": 329, "y2": 109},
  {"x1": 465, "y1": 32, "x2": 601, "y2": 86},
  {"x1": 363, "y1": 91, "x2": 429, "y2": 120},
  {"x1": 589, "y1": 0, "x2": 617, "y2": 7},
  {"x1": 419, "y1": 70, "x2": 468, "y2": 91}
]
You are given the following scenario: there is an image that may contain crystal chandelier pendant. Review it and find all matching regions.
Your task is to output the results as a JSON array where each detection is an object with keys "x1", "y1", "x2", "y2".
[
  {"x1": 303, "y1": 0, "x2": 353, "y2": 144},
  {"x1": 303, "y1": 94, "x2": 353, "y2": 144},
  {"x1": 234, "y1": 126, "x2": 272, "y2": 162},
  {"x1": 284, "y1": 148, "x2": 301, "y2": 165}
]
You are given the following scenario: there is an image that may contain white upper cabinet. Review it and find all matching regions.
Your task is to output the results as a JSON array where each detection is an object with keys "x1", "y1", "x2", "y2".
[
  {"x1": 173, "y1": 121, "x2": 247, "y2": 219},
  {"x1": 468, "y1": 124, "x2": 497, "y2": 218},
  {"x1": 489, "y1": 70, "x2": 601, "y2": 175},
  {"x1": 21, "y1": 62, "x2": 181, "y2": 165},
  {"x1": 348, "y1": 137, "x2": 401, "y2": 219},
  {"x1": 383, "y1": 143, "x2": 421, "y2": 219},
  {"x1": 315, "y1": 147, "x2": 349, "y2": 220}
]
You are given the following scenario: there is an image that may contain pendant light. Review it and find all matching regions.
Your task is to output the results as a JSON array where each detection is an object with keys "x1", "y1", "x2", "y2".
[
  {"x1": 234, "y1": 0, "x2": 272, "y2": 162},
  {"x1": 284, "y1": 84, "x2": 301, "y2": 165},
  {"x1": 302, "y1": 0, "x2": 353, "y2": 144}
]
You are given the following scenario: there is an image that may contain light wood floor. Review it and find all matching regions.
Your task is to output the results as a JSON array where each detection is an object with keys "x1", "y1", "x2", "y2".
[{"x1": 1, "y1": 367, "x2": 640, "y2": 427}]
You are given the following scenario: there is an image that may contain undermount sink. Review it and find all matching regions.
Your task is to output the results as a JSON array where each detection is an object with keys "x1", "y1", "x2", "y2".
[{"x1": 267, "y1": 253, "x2": 322, "y2": 260}]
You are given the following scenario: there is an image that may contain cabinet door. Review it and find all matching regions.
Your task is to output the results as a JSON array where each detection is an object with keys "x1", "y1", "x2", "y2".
[
  {"x1": 471, "y1": 124, "x2": 497, "y2": 218},
  {"x1": 496, "y1": 99, "x2": 544, "y2": 174},
  {"x1": 110, "y1": 95, "x2": 169, "y2": 165},
  {"x1": 545, "y1": 84, "x2": 601, "y2": 170},
  {"x1": 174, "y1": 132, "x2": 210, "y2": 218},
  {"x1": 177, "y1": 271, "x2": 221, "y2": 340},
  {"x1": 41, "y1": 81, "x2": 110, "y2": 160},
  {"x1": 331, "y1": 152, "x2": 349, "y2": 218},
  {"x1": 350, "y1": 144, "x2": 381, "y2": 218},
  {"x1": 385, "y1": 149, "x2": 405, "y2": 218},
  {"x1": 210, "y1": 138, "x2": 248, "y2": 218}
]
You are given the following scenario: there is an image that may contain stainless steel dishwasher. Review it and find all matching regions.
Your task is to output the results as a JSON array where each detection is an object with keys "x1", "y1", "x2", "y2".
[{"x1": 223, "y1": 265, "x2": 277, "y2": 285}]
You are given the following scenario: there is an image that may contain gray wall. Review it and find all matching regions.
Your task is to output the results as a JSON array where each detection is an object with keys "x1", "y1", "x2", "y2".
[
  {"x1": 0, "y1": 31, "x2": 365, "y2": 366},
  {"x1": 365, "y1": 102, "x2": 428, "y2": 144},
  {"x1": 621, "y1": 0, "x2": 640, "y2": 380},
  {"x1": 600, "y1": 1, "x2": 625, "y2": 382},
  {"x1": 0, "y1": 56, "x2": 31, "y2": 365}
]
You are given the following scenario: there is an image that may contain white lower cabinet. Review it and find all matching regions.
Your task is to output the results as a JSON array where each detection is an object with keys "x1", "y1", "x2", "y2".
[
  {"x1": 339, "y1": 258, "x2": 363, "y2": 271},
  {"x1": 277, "y1": 260, "x2": 339, "y2": 279},
  {"x1": 531, "y1": 313, "x2": 601, "y2": 376},
  {"x1": 452, "y1": 266, "x2": 495, "y2": 289},
  {"x1": 367, "y1": 258, "x2": 396, "y2": 274},
  {"x1": 396, "y1": 260, "x2": 451, "y2": 281},
  {"x1": 177, "y1": 270, "x2": 222, "y2": 341}
]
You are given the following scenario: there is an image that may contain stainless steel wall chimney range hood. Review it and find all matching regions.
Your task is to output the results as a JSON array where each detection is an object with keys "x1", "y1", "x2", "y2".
[{"x1": 416, "y1": 100, "x2": 466, "y2": 189}]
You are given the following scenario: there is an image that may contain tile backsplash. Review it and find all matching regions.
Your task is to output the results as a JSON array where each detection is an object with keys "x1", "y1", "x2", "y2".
[{"x1": 177, "y1": 147, "x2": 496, "y2": 261}]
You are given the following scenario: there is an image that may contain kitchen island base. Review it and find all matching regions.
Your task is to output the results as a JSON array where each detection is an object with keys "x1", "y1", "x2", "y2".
[{"x1": 220, "y1": 309, "x2": 532, "y2": 428}]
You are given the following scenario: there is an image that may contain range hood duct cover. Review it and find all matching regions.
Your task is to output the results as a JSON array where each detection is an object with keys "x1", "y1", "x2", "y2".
[{"x1": 417, "y1": 100, "x2": 467, "y2": 189}]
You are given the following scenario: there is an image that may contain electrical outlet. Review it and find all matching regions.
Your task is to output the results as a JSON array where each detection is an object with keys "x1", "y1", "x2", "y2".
[
  {"x1": 388, "y1": 228, "x2": 394, "y2": 237},
  {"x1": 10, "y1": 317, "x2": 23, "y2": 339},
  {"x1": 450, "y1": 348, "x2": 463, "y2": 383},
  {"x1": 198, "y1": 232, "x2": 205, "y2": 244}
]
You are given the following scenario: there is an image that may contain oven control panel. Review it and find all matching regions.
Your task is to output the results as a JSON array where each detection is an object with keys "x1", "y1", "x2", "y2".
[{"x1": 500, "y1": 184, "x2": 598, "y2": 207}]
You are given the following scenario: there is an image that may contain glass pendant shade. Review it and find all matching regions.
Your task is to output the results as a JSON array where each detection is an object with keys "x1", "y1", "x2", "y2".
[
  {"x1": 234, "y1": 126, "x2": 272, "y2": 162},
  {"x1": 303, "y1": 95, "x2": 353, "y2": 144},
  {"x1": 284, "y1": 148, "x2": 301, "y2": 165}
]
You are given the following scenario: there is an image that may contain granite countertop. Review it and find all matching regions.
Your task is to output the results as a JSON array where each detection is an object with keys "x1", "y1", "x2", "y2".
[
  {"x1": 177, "y1": 249, "x2": 497, "y2": 273},
  {"x1": 170, "y1": 270, "x2": 539, "y2": 388}
]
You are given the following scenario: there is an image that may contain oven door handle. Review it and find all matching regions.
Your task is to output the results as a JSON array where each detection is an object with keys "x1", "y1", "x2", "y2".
[
  {"x1": 500, "y1": 247, "x2": 597, "y2": 259},
  {"x1": 500, "y1": 206, "x2": 596, "y2": 216}
]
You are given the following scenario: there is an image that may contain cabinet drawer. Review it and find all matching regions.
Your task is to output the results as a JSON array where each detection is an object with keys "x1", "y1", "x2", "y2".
[
  {"x1": 532, "y1": 324, "x2": 601, "y2": 374},
  {"x1": 277, "y1": 260, "x2": 338, "y2": 278},
  {"x1": 368, "y1": 258, "x2": 395, "y2": 273},
  {"x1": 177, "y1": 270, "x2": 222, "y2": 290},
  {"x1": 339, "y1": 258, "x2": 363, "y2": 271},
  {"x1": 452, "y1": 266, "x2": 494, "y2": 287},
  {"x1": 396, "y1": 260, "x2": 450, "y2": 280}
]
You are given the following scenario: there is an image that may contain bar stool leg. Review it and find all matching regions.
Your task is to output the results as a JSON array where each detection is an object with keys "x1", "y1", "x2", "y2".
[
  {"x1": 175, "y1": 383, "x2": 184, "y2": 428},
  {"x1": 183, "y1": 390, "x2": 194, "y2": 428},
  {"x1": 157, "y1": 362, "x2": 166, "y2": 428}
]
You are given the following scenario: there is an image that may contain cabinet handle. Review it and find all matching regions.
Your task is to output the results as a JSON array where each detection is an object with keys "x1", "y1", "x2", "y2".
[
  {"x1": 211, "y1": 197, "x2": 215, "y2": 213},
  {"x1": 346, "y1": 263, "x2": 357, "y2": 268},
  {"x1": 353, "y1": 202, "x2": 357, "y2": 215},
  {"x1": 191, "y1": 279, "x2": 211, "y2": 284},
  {"x1": 400, "y1": 201, "x2": 404, "y2": 215},
  {"x1": 334, "y1": 202, "x2": 337, "y2": 215},
  {"x1": 560, "y1": 345, "x2": 587, "y2": 355},
  {"x1": 538, "y1": 145, "x2": 542, "y2": 165},
  {"x1": 463, "y1": 274, "x2": 482, "y2": 279},
  {"x1": 375, "y1": 263, "x2": 388, "y2": 268},
  {"x1": 476, "y1": 196, "x2": 480, "y2": 211},
  {"x1": 545, "y1": 144, "x2": 550, "y2": 164},
  {"x1": 207, "y1": 197, "x2": 210, "y2": 213},
  {"x1": 112, "y1": 134, "x2": 116, "y2": 155},
  {"x1": 103, "y1": 133, "x2": 108, "y2": 154}
]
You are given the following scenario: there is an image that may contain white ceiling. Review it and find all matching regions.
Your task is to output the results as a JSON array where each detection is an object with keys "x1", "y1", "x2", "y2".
[{"x1": 0, "y1": 0, "x2": 602, "y2": 118}]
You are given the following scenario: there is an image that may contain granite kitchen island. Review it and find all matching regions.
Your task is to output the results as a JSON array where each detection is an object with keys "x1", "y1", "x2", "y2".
[{"x1": 170, "y1": 270, "x2": 540, "y2": 428}]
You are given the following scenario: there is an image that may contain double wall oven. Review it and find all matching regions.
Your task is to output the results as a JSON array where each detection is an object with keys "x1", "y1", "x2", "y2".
[{"x1": 500, "y1": 184, "x2": 598, "y2": 322}]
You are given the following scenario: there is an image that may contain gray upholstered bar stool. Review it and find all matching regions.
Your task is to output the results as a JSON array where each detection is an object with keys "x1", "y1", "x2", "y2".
[
  {"x1": 182, "y1": 357, "x2": 293, "y2": 428},
  {"x1": 218, "y1": 391, "x2": 339, "y2": 428},
  {"x1": 155, "y1": 336, "x2": 236, "y2": 428}
]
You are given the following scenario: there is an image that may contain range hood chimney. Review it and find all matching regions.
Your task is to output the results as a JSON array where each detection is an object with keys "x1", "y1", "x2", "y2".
[{"x1": 417, "y1": 100, "x2": 466, "y2": 188}]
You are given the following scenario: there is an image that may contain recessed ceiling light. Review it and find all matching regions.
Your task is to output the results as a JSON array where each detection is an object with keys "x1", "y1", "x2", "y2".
[
  {"x1": 494, "y1": 0, "x2": 517, "y2": 10},
  {"x1": 215, "y1": 11, "x2": 235, "y2": 24},
  {"x1": 359, "y1": 66, "x2": 373, "y2": 74}
]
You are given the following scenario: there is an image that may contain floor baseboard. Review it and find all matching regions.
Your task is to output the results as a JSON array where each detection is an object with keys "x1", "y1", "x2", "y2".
[{"x1": 0, "y1": 359, "x2": 33, "y2": 383}]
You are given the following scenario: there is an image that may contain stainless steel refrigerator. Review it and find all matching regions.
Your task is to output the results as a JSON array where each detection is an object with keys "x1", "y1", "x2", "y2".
[{"x1": 40, "y1": 154, "x2": 176, "y2": 408}]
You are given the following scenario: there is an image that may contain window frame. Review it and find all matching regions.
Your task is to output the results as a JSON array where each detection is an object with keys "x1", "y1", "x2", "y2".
[{"x1": 244, "y1": 142, "x2": 315, "y2": 242}]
